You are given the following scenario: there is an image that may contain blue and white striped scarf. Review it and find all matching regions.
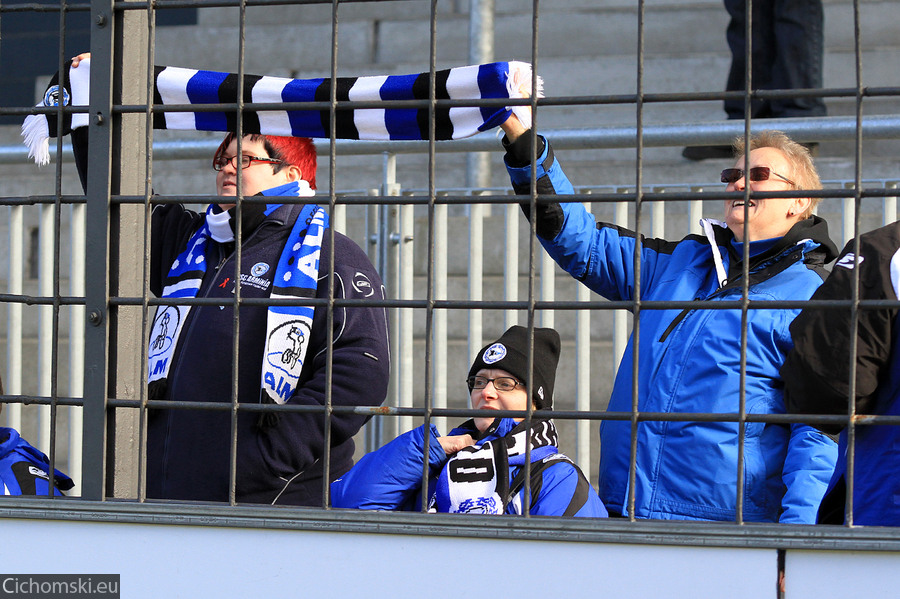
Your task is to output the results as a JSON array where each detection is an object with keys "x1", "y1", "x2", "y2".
[
  {"x1": 23, "y1": 58, "x2": 541, "y2": 166},
  {"x1": 147, "y1": 180, "x2": 326, "y2": 405}
]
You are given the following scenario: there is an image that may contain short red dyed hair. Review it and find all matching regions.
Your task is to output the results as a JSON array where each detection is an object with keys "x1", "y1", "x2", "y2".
[{"x1": 215, "y1": 133, "x2": 317, "y2": 190}]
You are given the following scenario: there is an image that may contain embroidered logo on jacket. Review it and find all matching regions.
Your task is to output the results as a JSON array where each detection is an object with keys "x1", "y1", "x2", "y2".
[
  {"x1": 836, "y1": 253, "x2": 864, "y2": 270},
  {"x1": 352, "y1": 272, "x2": 375, "y2": 297},
  {"x1": 28, "y1": 466, "x2": 50, "y2": 480}
]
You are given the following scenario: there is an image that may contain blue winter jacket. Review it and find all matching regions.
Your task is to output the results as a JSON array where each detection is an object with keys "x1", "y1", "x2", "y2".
[
  {"x1": 331, "y1": 418, "x2": 607, "y2": 517},
  {"x1": 0, "y1": 427, "x2": 74, "y2": 496},
  {"x1": 504, "y1": 134, "x2": 838, "y2": 522}
]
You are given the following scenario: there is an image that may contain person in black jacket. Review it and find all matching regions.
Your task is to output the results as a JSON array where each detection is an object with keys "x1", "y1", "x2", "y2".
[
  {"x1": 144, "y1": 133, "x2": 391, "y2": 505},
  {"x1": 69, "y1": 55, "x2": 390, "y2": 506},
  {"x1": 782, "y1": 222, "x2": 900, "y2": 525}
]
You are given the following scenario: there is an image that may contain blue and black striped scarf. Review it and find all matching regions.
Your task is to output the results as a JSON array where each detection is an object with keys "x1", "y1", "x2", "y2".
[{"x1": 23, "y1": 58, "x2": 540, "y2": 165}]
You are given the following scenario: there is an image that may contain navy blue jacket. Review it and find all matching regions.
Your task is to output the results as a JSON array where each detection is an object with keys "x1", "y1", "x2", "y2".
[
  {"x1": 783, "y1": 222, "x2": 900, "y2": 525},
  {"x1": 331, "y1": 418, "x2": 607, "y2": 517},
  {"x1": 0, "y1": 427, "x2": 74, "y2": 496},
  {"x1": 504, "y1": 134, "x2": 838, "y2": 522},
  {"x1": 147, "y1": 200, "x2": 390, "y2": 505}
]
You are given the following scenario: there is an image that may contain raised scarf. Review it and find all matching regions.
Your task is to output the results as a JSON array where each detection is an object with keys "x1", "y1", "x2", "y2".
[
  {"x1": 23, "y1": 58, "x2": 541, "y2": 166},
  {"x1": 147, "y1": 180, "x2": 324, "y2": 405}
]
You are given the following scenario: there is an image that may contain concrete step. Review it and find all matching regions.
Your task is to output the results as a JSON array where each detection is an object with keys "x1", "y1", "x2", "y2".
[{"x1": 156, "y1": 0, "x2": 900, "y2": 74}]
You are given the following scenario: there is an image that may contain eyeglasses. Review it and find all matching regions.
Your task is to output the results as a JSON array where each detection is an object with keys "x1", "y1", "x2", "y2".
[
  {"x1": 721, "y1": 166, "x2": 796, "y2": 187},
  {"x1": 466, "y1": 376, "x2": 523, "y2": 392},
  {"x1": 212, "y1": 154, "x2": 284, "y2": 171}
]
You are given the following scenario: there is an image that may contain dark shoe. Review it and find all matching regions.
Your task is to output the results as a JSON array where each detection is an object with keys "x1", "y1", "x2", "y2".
[{"x1": 681, "y1": 145, "x2": 733, "y2": 161}]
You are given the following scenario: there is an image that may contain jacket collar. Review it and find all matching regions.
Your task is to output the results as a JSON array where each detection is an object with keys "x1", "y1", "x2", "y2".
[{"x1": 701, "y1": 216, "x2": 838, "y2": 288}]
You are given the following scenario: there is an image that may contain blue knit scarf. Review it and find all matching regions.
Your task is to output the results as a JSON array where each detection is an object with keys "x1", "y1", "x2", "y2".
[
  {"x1": 23, "y1": 58, "x2": 541, "y2": 166},
  {"x1": 147, "y1": 181, "x2": 326, "y2": 404}
]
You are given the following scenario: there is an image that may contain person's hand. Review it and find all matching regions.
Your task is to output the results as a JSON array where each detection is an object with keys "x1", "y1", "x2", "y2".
[
  {"x1": 437, "y1": 434, "x2": 475, "y2": 455},
  {"x1": 71, "y1": 53, "x2": 90, "y2": 68},
  {"x1": 500, "y1": 76, "x2": 532, "y2": 142},
  {"x1": 500, "y1": 112, "x2": 528, "y2": 143}
]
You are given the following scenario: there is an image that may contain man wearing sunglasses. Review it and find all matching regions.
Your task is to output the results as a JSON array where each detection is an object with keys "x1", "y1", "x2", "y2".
[
  {"x1": 70, "y1": 52, "x2": 390, "y2": 507},
  {"x1": 497, "y1": 115, "x2": 838, "y2": 524}
]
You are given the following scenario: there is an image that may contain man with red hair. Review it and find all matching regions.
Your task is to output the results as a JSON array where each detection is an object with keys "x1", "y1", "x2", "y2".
[
  {"x1": 140, "y1": 131, "x2": 390, "y2": 506},
  {"x1": 69, "y1": 53, "x2": 388, "y2": 506}
]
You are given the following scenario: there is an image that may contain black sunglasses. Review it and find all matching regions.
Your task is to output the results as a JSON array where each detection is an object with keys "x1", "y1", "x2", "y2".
[{"x1": 721, "y1": 166, "x2": 796, "y2": 187}]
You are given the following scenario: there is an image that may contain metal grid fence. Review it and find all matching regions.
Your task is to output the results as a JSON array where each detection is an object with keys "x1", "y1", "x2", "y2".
[{"x1": 1, "y1": 0, "x2": 900, "y2": 547}]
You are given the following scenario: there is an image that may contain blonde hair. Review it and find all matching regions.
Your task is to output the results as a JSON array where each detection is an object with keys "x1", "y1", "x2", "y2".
[{"x1": 733, "y1": 130, "x2": 821, "y2": 218}]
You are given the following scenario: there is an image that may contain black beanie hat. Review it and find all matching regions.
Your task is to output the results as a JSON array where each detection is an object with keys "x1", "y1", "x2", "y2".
[{"x1": 467, "y1": 326, "x2": 561, "y2": 410}]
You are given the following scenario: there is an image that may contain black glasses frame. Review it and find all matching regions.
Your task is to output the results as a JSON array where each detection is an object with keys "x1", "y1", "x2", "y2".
[
  {"x1": 212, "y1": 154, "x2": 285, "y2": 172},
  {"x1": 466, "y1": 376, "x2": 524, "y2": 392}
]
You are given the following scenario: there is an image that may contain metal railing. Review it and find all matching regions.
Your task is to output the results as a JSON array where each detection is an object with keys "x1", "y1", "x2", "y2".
[
  {"x1": 3, "y1": 126, "x2": 899, "y2": 494},
  {"x1": 1, "y1": 0, "x2": 900, "y2": 553}
]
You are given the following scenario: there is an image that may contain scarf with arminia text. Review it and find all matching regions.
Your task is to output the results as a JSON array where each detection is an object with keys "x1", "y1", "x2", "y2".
[
  {"x1": 22, "y1": 58, "x2": 542, "y2": 166},
  {"x1": 432, "y1": 418, "x2": 562, "y2": 515},
  {"x1": 147, "y1": 180, "x2": 323, "y2": 405}
]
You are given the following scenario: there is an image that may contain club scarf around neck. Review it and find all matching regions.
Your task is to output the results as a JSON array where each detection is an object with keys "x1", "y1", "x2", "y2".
[
  {"x1": 147, "y1": 179, "x2": 324, "y2": 405},
  {"x1": 432, "y1": 417, "x2": 561, "y2": 515},
  {"x1": 22, "y1": 58, "x2": 542, "y2": 166}
]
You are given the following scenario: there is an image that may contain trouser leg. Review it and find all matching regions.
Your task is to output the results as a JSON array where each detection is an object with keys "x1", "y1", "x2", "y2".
[
  {"x1": 768, "y1": 0, "x2": 827, "y2": 117},
  {"x1": 724, "y1": 0, "x2": 777, "y2": 119}
]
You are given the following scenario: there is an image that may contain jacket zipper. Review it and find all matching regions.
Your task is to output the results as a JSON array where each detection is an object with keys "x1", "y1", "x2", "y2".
[
  {"x1": 656, "y1": 245, "x2": 804, "y2": 343},
  {"x1": 159, "y1": 218, "x2": 277, "y2": 491}
]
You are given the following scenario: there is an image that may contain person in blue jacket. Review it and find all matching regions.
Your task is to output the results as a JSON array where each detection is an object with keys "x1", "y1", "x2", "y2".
[
  {"x1": 332, "y1": 326, "x2": 607, "y2": 517},
  {"x1": 0, "y1": 376, "x2": 74, "y2": 496},
  {"x1": 497, "y1": 114, "x2": 838, "y2": 523}
]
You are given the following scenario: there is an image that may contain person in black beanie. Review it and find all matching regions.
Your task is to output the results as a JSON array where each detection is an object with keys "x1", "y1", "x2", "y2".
[
  {"x1": 467, "y1": 325, "x2": 559, "y2": 410},
  {"x1": 332, "y1": 326, "x2": 607, "y2": 517}
]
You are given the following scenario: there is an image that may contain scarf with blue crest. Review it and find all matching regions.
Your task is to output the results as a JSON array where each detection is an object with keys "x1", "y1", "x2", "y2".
[
  {"x1": 432, "y1": 418, "x2": 563, "y2": 514},
  {"x1": 147, "y1": 180, "x2": 325, "y2": 405}
]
